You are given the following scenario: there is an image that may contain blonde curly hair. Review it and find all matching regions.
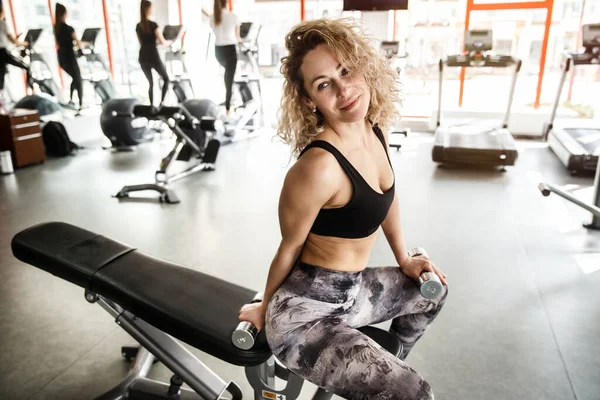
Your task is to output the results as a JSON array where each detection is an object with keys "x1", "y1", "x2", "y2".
[{"x1": 277, "y1": 18, "x2": 402, "y2": 158}]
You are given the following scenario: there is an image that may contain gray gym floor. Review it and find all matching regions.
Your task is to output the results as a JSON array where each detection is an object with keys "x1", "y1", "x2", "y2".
[{"x1": 1, "y1": 114, "x2": 599, "y2": 400}]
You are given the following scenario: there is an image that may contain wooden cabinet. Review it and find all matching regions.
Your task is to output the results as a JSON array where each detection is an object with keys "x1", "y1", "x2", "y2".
[{"x1": 0, "y1": 109, "x2": 45, "y2": 168}]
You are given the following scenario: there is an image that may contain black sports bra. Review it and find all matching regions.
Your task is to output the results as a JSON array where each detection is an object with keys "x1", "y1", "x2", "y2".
[{"x1": 299, "y1": 125, "x2": 395, "y2": 239}]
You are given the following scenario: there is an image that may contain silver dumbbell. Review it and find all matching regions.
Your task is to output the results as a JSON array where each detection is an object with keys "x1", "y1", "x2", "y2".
[
  {"x1": 407, "y1": 247, "x2": 443, "y2": 299},
  {"x1": 231, "y1": 292, "x2": 264, "y2": 350}
]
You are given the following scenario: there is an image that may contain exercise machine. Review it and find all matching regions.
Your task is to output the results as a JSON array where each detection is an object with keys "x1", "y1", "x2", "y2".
[
  {"x1": 12, "y1": 221, "x2": 408, "y2": 400},
  {"x1": 222, "y1": 22, "x2": 263, "y2": 142},
  {"x1": 14, "y1": 29, "x2": 79, "y2": 116},
  {"x1": 543, "y1": 23, "x2": 600, "y2": 175},
  {"x1": 380, "y1": 40, "x2": 408, "y2": 83},
  {"x1": 1, "y1": 33, "x2": 31, "y2": 106},
  {"x1": 539, "y1": 31, "x2": 600, "y2": 229},
  {"x1": 538, "y1": 24, "x2": 600, "y2": 230},
  {"x1": 380, "y1": 40, "x2": 409, "y2": 150},
  {"x1": 100, "y1": 97, "x2": 155, "y2": 149},
  {"x1": 432, "y1": 30, "x2": 521, "y2": 168},
  {"x1": 538, "y1": 160, "x2": 600, "y2": 230},
  {"x1": 162, "y1": 25, "x2": 194, "y2": 103},
  {"x1": 20, "y1": 29, "x2": 62, "y2": 101},
  {"x1": 113, "y1": 99, "x2": 221, "y2": 204},
  {"x1": 79, "y1": 28, "x2": 116, "y2": 105}
]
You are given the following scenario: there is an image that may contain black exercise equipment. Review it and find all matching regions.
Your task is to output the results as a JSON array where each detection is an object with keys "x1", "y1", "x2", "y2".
[
  {"x1": 100, "y1": 97, "x2": 154, "y2": 148},
  {"x1": 11, "y1": 221, "x2": 404, "y2": 400},
  {"x1": 432, "y1": 30, "x2": 521, "y2": 168},
  {"x1": 543, "y1": 23, "x2": 600, "y2": 175},
  {"x1": 79, "y1": 28, "x2": 116, "y2": 105},
  {"x1": 13, "y1": 94, "x2": 63, "y2": 122},
  {"x1": 162, "y1": 25, "x2": 195, "y2": 103},
  {"x1": 179, "y1": 98, "x2": 221, "y2": 148},
  {"x1": 114, "y1": 100, "x2": 221, "y2": 204}
]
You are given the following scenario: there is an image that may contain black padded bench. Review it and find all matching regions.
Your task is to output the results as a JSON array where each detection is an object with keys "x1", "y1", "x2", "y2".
[{"x1": 11, "y1": 222, "x2": 402, "y2": 400}]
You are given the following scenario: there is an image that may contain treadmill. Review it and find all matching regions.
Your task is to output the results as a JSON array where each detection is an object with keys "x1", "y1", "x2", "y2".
[
  {"x1": 432, "y1": 30, "x2": 522, "y2": 167},
  {"x1": 380, "y1": 40, "x2": 409, "y2": 150},
  {"x1": 79, "y1": 27, "x2": 116, "y2": 104},
  {"x1": 543, "y1": 23, "x2": 600, "y2": 175},
  {"x1": 163, "y1": 25, "x2": 195, "y2": 103}
]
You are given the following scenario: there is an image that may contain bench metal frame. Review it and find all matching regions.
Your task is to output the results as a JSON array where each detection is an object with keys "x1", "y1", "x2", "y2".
[{"x1": 85, "y1": 290, "x2": 392, "y2": 400}]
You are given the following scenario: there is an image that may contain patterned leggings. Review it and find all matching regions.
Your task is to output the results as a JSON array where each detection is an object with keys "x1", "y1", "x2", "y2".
[{"x1": 265, "y1": 261, "x2": 448, "y2": 400}]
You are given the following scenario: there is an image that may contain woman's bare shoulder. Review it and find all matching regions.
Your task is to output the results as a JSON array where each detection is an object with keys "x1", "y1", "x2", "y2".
[{"x1": 282, "y1": 146, "x2": 341, "y2": 199}]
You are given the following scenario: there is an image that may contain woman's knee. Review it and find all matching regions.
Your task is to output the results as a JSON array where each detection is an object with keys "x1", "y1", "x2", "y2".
[
  {"x1": 411, "y1": 377, "x2": 435, "y2": 400},
  {"x1": 383, "y1": 365, "x2": 435, "y2": 400},
  {"x1": 334, "y1": 356, "x2": 435, "y2": 400},
  {"x1": 434, "y1": 284, "x2": 448, "y2": 308}
]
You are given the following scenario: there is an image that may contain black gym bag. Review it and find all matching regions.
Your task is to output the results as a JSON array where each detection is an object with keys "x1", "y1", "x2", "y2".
[{"x1": 42, "y1": 121, "x2": 79, "y2": 157}]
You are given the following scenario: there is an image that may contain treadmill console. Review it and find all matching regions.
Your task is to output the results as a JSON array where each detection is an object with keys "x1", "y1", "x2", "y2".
[
  {"x1": 465, "y1": 30, "x2": 493, "y2": 52},
  {"x1": 238, "y1": 22, "x2": 261, "y2": 55},
  {"x1": 240, "y1": 22, "x2": 261, "y2": 44},
  {"x1": 582, "y1": 24, "x2": 600, "y2": 48},
  {"x1": 572, "y1": 24, "x2": 600, "y2": 65},
  {"x1": 464, "y1": 30, "x2": 493, "y2": 66},
  {"x1": 380, "y1": 41, "x2": 400, "y2": 59},
  {"x1": 163, "y1": 25, "x2": 184, "y2": 42},
  {"x1": 81, "y1": 28, "x2": 101, "y2": 46},
  {"x1": 24, "y1": 29, "x2": 43, "y2": 48}
]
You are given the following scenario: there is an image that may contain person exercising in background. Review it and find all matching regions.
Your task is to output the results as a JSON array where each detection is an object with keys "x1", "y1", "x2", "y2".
[
  {"x1": 136, "y1": 0, "x2": 171, "y2": 107},
  {"x1": 0, "y1": 3, "x2": 32, "y2": 104},
  {"x1": 238, "y1": 18, "x2": 448, "y2": 400},
  {"x1": 210, "y1": 0, "x2": 241, "y2": 118},
  {"x1": 54, "y1": 3, "x2": 85, "y2": 113}
]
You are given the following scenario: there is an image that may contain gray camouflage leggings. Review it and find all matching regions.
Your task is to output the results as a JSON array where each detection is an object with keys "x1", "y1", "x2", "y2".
[{"x1": 265, "y1": 261, "x2": 448, "y2": 400}]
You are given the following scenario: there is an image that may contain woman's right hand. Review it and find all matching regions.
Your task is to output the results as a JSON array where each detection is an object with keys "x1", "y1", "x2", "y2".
[{"x1": 239, "y1": 302, "x2": 266, "y2": 332}]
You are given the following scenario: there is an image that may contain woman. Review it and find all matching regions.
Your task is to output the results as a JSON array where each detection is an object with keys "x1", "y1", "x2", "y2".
[
  {"x1": 0, "y1": 3, "x2": 31, "y2": 101},
  {"x1": 54, "y1": 3, "x2": 84, "y2": 112},
  {"x1": 136, "y1": 0, "x2": 170, "y2": 107},
  {"x1": 210, "y1": 0, "x2": 241, "y2": 117},
  {"x1": 238, "y1": 19, "x2": 448, "y2": 400}
]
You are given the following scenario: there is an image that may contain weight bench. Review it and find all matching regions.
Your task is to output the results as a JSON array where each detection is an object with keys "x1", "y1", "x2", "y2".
[
  {"x1": 11, "y1": 222, "x2": 403, "y2": 400},
  {"x1": 114, "y1": 105, "x2": 221, "y2": 204}
]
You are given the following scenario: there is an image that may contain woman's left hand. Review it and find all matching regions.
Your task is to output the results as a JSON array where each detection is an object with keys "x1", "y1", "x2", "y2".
[{"x1": 400, "y1": 255, "x2": 447, "y2": 286}]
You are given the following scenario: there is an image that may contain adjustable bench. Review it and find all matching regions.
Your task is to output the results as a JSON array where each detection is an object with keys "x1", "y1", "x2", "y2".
[{"x1": 11, "y1": 222, "x2": 402, "y2": 400}]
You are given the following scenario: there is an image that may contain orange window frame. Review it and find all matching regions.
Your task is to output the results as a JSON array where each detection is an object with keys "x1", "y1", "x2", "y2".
[
  {"x1": 459, "y1": 0, "x2": 555, "y2": 109},
  {"x1": 101, "y1": 0, "x2": 115, "y2": 77}
]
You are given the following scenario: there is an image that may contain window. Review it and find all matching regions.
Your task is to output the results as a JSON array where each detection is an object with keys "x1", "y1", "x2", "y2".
[
  {"x1": 35, "y1": 5, "x2": 47, "y2": 16},
  {"x1": 495, "y1": 39, "x2": 512, "y2": 55},
  {"x1": 530, "y1": 40, "x2": 542, "y2": 63}
]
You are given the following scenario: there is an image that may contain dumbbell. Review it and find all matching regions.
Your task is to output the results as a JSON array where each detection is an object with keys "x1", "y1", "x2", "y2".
[
  {"x1": 407, "y1": 247, "x2": 443, "y2": 299},
  {"x1": 231, "y1": 291, "x2": 264, "y2": 350}
]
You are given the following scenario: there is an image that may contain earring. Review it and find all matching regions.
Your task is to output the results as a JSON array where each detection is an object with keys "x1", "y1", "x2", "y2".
[{"x1": 312, "y1": 107, "x2": 317, "y2": 113}]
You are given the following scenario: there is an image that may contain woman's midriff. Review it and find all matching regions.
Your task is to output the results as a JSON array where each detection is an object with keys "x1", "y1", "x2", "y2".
[{"x1": 299, "y1": 231, "x2": 377, "y2": 272}]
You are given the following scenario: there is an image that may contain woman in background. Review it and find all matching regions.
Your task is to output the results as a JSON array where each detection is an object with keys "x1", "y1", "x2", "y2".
[
  {"x1": 54, "y1": 3, "x2": 85, "y2": 113},
  {"x1": 210, "y1": 0, "x2": 242, "y2": 117},
  {"x1": 136, "y1": 0, "x2": 171, "y2": 107},
  {"x1": 0, "y1": 3, "x2": 31, "y2": 112}
]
